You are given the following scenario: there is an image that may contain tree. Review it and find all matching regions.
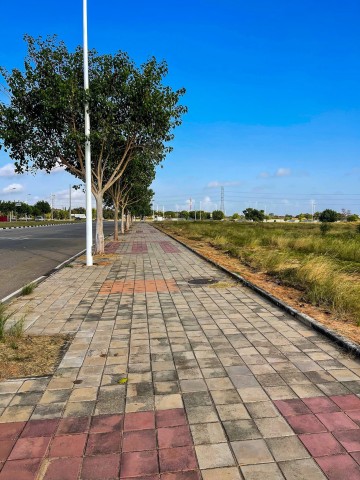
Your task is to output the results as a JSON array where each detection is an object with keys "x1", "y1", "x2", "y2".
[
  {"x1": 179, "y1": 210, "x2": 189, "y2": 219},
  {"x1": 0, "y1": 35, "x2": 186, "y2": 253},
  {"x1": 33, "y1": 200, "x2": 51, "y2": 215},
  {"x1": 347, "y1": 214, "x2": 359, "y2": 222},
  {"x1": 318, "y1": 209, "x2": 338, "y2": 223},
  {"x1": 231, "y1": 213, "x2": 240, "y2": 220},
  {"x1": 212, "y1": 210, "x2": 224, "y2": 220},
  {"x1": 104, "y1": 153, "x2": 155, "y2": 238},
  {"x1": 164, "y1": 211, "x2": 175, "y2": 218},
  {"x1": 243, "y1": 208, "x2": 265, "y2": 222}
]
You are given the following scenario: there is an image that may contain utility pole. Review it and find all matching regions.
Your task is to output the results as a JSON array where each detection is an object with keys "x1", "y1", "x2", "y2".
[
  {"x1": 163, "y1": 205, "x2": 165, "y2": 218},
  {"x1": 200, "y1": 201, "x2": 202, "y2": 220},
  {"x1": 83, "y1": 0, "x2": 93, "y2": 266},
  {"x1": 189, "y1": 198, "x2": 192, "y2": 212},
  {"x1": 220, "y1": 186, "x2": 225, "y2": 213}
]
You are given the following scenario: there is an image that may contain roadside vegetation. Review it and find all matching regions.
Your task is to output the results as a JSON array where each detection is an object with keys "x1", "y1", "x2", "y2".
[
  {"x1": 0, "y1": 302, "x2": 70, "y2": 380},
  {"x1": 159, "y1": 221, "x2": 360, "y2": 325}
]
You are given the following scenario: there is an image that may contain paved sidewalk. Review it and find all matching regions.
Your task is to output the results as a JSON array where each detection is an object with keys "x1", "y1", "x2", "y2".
[{"x1": 1, "y1": 223, "x2": 360, "y2": 479}]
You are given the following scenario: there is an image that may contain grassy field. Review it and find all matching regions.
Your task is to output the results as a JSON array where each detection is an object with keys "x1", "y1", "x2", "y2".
[{"x1": 160, "y1": 221, "x2": 360, "y2": 325}]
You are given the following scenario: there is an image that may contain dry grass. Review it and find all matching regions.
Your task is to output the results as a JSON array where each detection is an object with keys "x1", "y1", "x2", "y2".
[
  {"x1": 0, "y1": 334, "x2": 71, "y2": 381},
  {"x1": 159, "y1": 221, "x2": 360, "y2": 327}
]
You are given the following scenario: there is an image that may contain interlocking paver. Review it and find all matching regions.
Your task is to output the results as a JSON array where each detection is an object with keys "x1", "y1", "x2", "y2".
[{"x1": 1, "y1": 223, "x2": 360, "y2": 479}]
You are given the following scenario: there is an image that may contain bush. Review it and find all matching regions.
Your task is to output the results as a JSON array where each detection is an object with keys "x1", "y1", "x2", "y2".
[
  {"x1": 212, "y1": 210, "x2": 224, "y2": 220},
  {"x1": 319, "y1": 209, "x2": 338, "y2": 223},
  {"x1": 320, "y1": 223, "x2": 332, "y2": 235}
]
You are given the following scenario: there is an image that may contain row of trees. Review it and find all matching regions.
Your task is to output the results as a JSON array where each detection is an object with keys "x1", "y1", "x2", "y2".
[
  {"x1": 159, "y1": 207, "x2": 360, "y2": 223},
  {"x1": 0, "y1": 200, "x2": 51, "y2": 217},
  {"x1": 0, "y1": 35, "x2": 186, "y2": 251}
]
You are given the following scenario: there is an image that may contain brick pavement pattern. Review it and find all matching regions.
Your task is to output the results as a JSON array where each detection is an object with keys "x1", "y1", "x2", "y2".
[{"x1": 1, "y1": 223, "x2": 360, "y2": 479}]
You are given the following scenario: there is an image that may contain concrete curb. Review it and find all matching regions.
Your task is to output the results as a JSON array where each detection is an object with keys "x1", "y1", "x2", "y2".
[
  {"x1": 0, "y1": 233, "x2": 114, "y2": 305},
  {"x1": 0, "y1": 222, "x2": 75, "y2": 230},
  {"x1": 156, "y1": 226, "x2": 360, "y2": 357}
]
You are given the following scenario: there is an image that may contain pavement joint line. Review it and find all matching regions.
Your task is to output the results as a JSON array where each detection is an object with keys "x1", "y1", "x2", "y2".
[{"x1": 154, "y1": 224, "x2": 360, "y2": 358}]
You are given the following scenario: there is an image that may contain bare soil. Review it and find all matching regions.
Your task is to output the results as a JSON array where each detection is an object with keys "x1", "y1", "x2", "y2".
[
  {"x1": 161, "y1": 228, "x2": 360, "y2": 346},
  {"x1": 0, "y1": 334, "x2": 71, "y2": 381}
]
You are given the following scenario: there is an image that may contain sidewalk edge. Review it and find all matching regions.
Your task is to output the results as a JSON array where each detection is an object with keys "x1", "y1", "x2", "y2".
[
  {"x1": 0, "y1": 233, "x2": 114, "y2": 305},
  {"x1": 155, "y1": 225, "x2": 360, "y2": 357}
]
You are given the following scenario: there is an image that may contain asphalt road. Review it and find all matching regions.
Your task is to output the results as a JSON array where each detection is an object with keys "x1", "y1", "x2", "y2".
[{"x1": 0, "y1": 222, "x2": 116, "y2": 300}]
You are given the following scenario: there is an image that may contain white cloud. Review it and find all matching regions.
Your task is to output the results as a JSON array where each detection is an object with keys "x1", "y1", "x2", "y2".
[
  {"x1": 207, "y1": 181, "x2": 242, "y2": 188},
  {"x1": 0, "y1": 163, "x2": 16, "y2": 178},
  {"x1": 2, "y1": 183, "x2": 24, "y2": 194},
  {"x1": 275, "y1": 168, "x2": 291, "y2": 177},
  {"x1": 257, "y1": 168, "x2": 292, "y2": 179}
]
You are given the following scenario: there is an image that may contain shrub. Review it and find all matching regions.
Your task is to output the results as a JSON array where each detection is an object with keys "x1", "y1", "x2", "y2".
[
  {"x1": 212, "y1": 210, "x2": 224, "y2": 220},
  {"x1": 320, "y1": 223, "x2": 332, "y2": 236}
]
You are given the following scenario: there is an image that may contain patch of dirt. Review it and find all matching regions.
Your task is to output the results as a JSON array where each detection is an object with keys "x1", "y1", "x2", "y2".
[
  {"x1": 0, "y1": 334, "x2": 71, "y2": 381},
  {"x1": 160, "y1": 228, "x2": 360, "y2": 346}
]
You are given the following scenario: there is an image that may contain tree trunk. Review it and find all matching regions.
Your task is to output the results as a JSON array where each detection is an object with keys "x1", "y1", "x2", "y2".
[
  {"x1": 126, "y1": 212, "x2": 130, "y2": 231},
  {"x1": 114, "y1": 204, "x2": 119, "y2": 241},
  {"x1": 121, "y1": 206, "x2": 125, "y2": 234},
  {"x1": 95, "y1": 193, "x2": 105, "y2": 254}
]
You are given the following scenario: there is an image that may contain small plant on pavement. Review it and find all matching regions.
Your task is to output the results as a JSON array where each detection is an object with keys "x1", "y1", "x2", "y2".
[
  {"x1": 0, "y1": 303, "x2": 11, "y2": 341},
  {"x1": 21, "y1": 283, "x2": 35, "y2": 296}
]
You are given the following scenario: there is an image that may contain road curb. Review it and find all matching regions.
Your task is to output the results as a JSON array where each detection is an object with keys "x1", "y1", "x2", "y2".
[
  {"x1": 0, "y1": 233, "x2": 114, "y2": 305},
  {"x1": 0, "y1": 222, "x2": 75, "y2": 230},
  {"x1": 156, "y1": 225, "x2": 360, "y2": 357}
]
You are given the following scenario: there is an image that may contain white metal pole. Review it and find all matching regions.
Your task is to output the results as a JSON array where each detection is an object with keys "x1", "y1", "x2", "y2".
[
  {"x1": 83, "y1": 0, "x2": 93, "y2": 266},
  {"x1": 69, "y1": 185, "x2": 72, "y2": 220},
  {"x1": 200, "y1": 201, "x2": 202, "y2": 221}
]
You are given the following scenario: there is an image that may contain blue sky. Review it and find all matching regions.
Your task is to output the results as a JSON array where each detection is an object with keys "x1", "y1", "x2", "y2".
[{"x1": 0, "y1": 0, "x2": 359, "y2": 214}]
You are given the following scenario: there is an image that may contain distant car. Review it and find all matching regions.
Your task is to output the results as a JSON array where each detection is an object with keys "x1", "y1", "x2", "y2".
[{"x1": 35, "y1": 216, "x2": 45, "y2": 221}]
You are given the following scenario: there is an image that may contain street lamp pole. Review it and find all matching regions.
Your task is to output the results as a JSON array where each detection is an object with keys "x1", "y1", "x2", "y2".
[{"x1": 83, "y1": 0, "x2": 93, "y2": 266}]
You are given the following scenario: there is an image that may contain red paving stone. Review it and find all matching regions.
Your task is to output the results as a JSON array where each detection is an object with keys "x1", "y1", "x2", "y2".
[
  {"x1": 303, "y1": 396, "x2": 341, "y2": 414},
  {"x1": 0, "y1": 422, "x2": 25, "y2": 440},
  {"x1": 21, "y1": 419, "x2": 59, "y2": 438},
  {"x1": 56, "y1": 416, "x2": 90, "y2": 435},
  {"x1": 334, "y1": 430, "x2": 360, "y2": 452},
  {"x1": 90, "y1": 414, "x2": 123, "y2": 433},
  {"x1": 299, "y1": 432, "x2": 345, "y2": 457},
  {"x1": 86, "y1": 431, "x2": 121, "y2": 456},
  {"x1": 48, "y1": 433, "x2": 87, "y2": 457},
  {"x1": 331, "y1": 395, "x2": 360, "y2": 411},
  {"x1": 104, "y1": 242, "x2": 121, "y2": 254},
  {"x1": 286, "y1": 414, "x2": 327, "y2": 434},
  {"x1": 274, "y1": 398, "x2": 311, "y2": 416},
  {"x1": 316, "y1": 454, "x2": 360, "y2": 480},
  {"x1": 159, "y1": 242, "x2": 180, "y2": 254},
  {"x1": 156, "y1": 409, "x2": 187, "y2": 428},
  {"x1": 81, "y1": 454, "x2": 121, "y2": 480},
  {"x1": 316, "y1": 412, "x2": 359, "y2": 432},
  {"x1": 157, "y1": 426, "x2": 193, "y2": 449},
  {"x1": 124, "y1": 411, "x2": 155, "y2": 431},
  {"x1": 352, "y1": 451, "x2": 360, "y2": 464},
  {"x1": 159, "y1": 446, "x2": 197, "y2": 473},
  {"x1": 348, "y1": 411, "x2": 360, "y2": 426},
  {"x1": 123, "y1": 429, "x2": 156, "y2": 452},
  {"x1": 8, "y1": 436, "x2": 51, "y2": 460},
  {"x1": 120, "y1": 450, "x2": 159, "y2": 478},
  {"x1": 43, "y1": 457, "x2": 82, "y2": 480},
  {"x1": 99, "y1": 279, "x2": 179, "y2": 295},
  {"x1": 0, "y1": 458, "x2": 42, "y2": 480},
  {"x1": 0, "y1": 440, "x2": 15, "y2": 462}
]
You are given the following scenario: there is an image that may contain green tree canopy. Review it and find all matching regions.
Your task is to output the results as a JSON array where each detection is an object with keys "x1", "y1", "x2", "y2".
[
  {"x1": 33, "y1": 200, "x2": 51, "y2": 215},
  {"x1": 243, "y1": 208, "x2": 265, "y2": 222},
  {"x1": 319, "y1": 209, "x2": 338, "y2": 223},
  {"x1": 0, "y1": 35, "x2": 186, "y2": 252},
  {"x1": 212, "y1": 210, "x2": 224, "y2": 220}
]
